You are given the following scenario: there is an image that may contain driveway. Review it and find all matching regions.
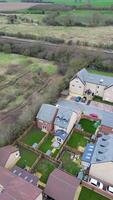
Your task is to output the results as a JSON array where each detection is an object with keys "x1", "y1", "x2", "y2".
[{"x1": 91, "y1": 101, "x2": 113, "y2": 113}]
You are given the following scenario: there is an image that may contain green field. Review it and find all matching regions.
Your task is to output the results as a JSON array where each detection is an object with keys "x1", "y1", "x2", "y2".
[
  {"x1": 35, "y1": 158, "x2": 57, "y2": 183},
  {"x1": 67, "y1": 132, "x2": 89, "y2": 150},
  {"x1": 61, "y1": 151, "x2": 81, "y2": 175},
  {"x1": 46, "y1": 0, "x2": 113, "y2": 7},
  {"x1": 79, "y1": 187, "x2": 109, "y2": 200},
  {"x1": 22, "y1": 127, "x2": 45, "y2": 146},
  {"x1": 17, "y1": 146, "x2": 38, "y2": 168}
]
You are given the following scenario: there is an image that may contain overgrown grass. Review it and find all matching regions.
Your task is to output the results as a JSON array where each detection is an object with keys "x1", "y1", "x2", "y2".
[
  {"x1": 79, "y1": 187, "x2": 109, "y2": 200},
  {"x1": 22, "y1": 127, "x2": 45, "y2": 146},
  {"x1": 67, "y1": 132, "x2": 89, "y2": 149},
  {"x1": 61, "y1": 151, "x2": 81, "y2": 175},
  {"x1": 17, "y1": 146, "x2": 38, "y2": 168},
  {"x1": 35, "y1": 158, "x2": 57, "y2": 183}
]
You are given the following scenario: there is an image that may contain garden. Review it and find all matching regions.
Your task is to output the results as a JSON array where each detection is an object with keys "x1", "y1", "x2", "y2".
[
  {"x1": 34, "y1": 158, "x2": 57, "y2": 183},
  {"x1": 22, "y1": 127, "x2": 45, "y2": 146},
  {"x1": 39, "y1": 134, "x2": 61, "y2": 158},
  {"x1": 67, "y1": 131, "x2": 89, "y2": 151},
  {"x1": 60, "y1": 151, "x2": 82, "y2": 176},
  {"x1": 79, "y1": 187, "x2": 109, "y2": 200},
  {"x1": 78, "y1": 118, "x2": 99, "y2": 134},
  {"x1": 17, "y1": 146, "x2": 38, "y2": 169}
]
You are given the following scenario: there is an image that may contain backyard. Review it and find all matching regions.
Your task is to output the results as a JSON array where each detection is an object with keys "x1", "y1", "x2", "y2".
[
  {"x1": 17, "y1": 146, "x2": 38, "y2": 168},
  {"x1": 35, "y1": 158, "x2": 57, "y2": 183},
  {"x1": 61, "y1": 151, "x2": 82, "y2": 176},
  {"x1": 79, "y1": 119, "x2": 98, "y2": 134},
  {"x1": 39, "y1": 134, "x2": 61, "y2": 158},
  {"x1": 67, "y1": 131, "x2": 89, "y2": 151},
  {"x1": 79, "y1": 187, "x2": 109, "y2": 200},
  {"x1": 22, "y1": 127, "x2": 45, "y2": 146}
]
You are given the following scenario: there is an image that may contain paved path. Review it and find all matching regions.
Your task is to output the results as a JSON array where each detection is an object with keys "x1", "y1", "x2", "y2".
[{"x1": 91, "y1": 101, "x2": 113, "y2": 113}]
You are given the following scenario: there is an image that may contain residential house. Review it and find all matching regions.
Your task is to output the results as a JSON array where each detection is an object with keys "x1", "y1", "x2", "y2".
[
  {"x1": 54, "y1": 105, "x2": 81, "y2": 134},
  {"x1": 0, "y1": 166, "x2": 42, "y2": 200},
  {"x1": 58, "y1": 100, "x2": 113, "y2": 133},
  {"x1": 82, "y1": 134, "x2": 113, "y2": 186},
  {"x1": 0, "y1": 145, "x2": 20, "y2": 169},
  {"x1": 36, "y1": 104, "x2": 58, "y2": 133},
  {"x1": 44, "y1": 168, "x2": 81, "y2": 200},
  {"x1": 69, "y1": 68, "x2": 113, "y2": 103}
]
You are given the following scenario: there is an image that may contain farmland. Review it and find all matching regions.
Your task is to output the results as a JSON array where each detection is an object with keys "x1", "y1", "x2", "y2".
[
  {"x1": 46, "y1": 0, "x2": 113, "y2": 7},
  {"x1": 0, "y1": 3, "x2": 38, "y2": 11},
  {"x1": 1, "y1": 13, "x2": 113, "y2": 46}
]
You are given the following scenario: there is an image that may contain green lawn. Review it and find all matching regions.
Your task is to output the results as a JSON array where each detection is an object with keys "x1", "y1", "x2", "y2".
[
  {"x1": 17, "y1": 146, "x2": 38, "y2": 168},
  {"x1": 67, "y1": 132, "x2": 89, "y2": 150},
  {"x1": 39, "y1": 134, "x2": 54, "y2": 153},
  {"x1": 22, "y1": 127, "x2": 45, "y2": 146},
  {"x1": 79, "y1": 119, "x2": 98, "y2": 134},
  {"x1": 35, "y1": 158, "x2": 57, "y2": 183},
  {"x1": 89, "y1": 69, "x2": 113, "y2": 77},
  {"x1": 61, "y1": 151, "x2": 81, "y2": 175},
  {"x1": 93, "y1": 96, "x2": 113, "y2": 106},
  {"x1": 79, "y1": 187, "x2": 109, "y2": 200}
]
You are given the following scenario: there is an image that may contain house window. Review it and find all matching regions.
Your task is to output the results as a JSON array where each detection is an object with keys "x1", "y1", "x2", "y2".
[
  {"x1": 72, "y1": 85, "x2": 75, "y2": 87},
  {"x1": 79, "y1": 86, "x2": 81, "y2": 88},
  {"x1": 57, "y1": 138, "x2": 61, "y2": 142}
]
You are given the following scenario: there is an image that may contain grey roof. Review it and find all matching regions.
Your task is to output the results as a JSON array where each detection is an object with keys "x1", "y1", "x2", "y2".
[
  {"x1": 36, "y1": 104, "x2": 58, "y2": 123},
  {"x1": 91, "y1": 134, "x2": 113, "y2": 164},
  {"x1": 54, "y1": 106, "x2": 73, "y2": 129},
  {"x1": 74, "y1": 68, "x2": 113, "y2": 87},
  {"x1": 11, "y1": 166, "x2": 39, "y2": 186},
  {"x1": 57, "y1": 100, "x2": 113, "y2": 129}
]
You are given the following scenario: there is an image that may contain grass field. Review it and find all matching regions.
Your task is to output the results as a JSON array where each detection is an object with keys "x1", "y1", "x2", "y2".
[
  {"x1": 47, "y1": 0, "x2": 113, "y2": 7},
  {"x1": 61, "y1": 151, "x2": 81, "y2": 175},
  {"x1": 22, "y1": 127, "x2": 45, "y2": 146},
  {"x1": 79, "y1": 119, "x2": 98, "y2": 134},
  {"x1": 67, "y1": 132, "x2": 89, "y2": 150},
  {"x1": 17, "y1": 146, "x2": 38, "y2": 168},
  {"x1": 35, "y1": 158, "x2": 56, "y2": 183},
  {"x1": 79, "y1": 187, "x2": 109, "y2": 200},
  {"x1": 1, "y1": 22, "x2": 113, "y2": 46}
]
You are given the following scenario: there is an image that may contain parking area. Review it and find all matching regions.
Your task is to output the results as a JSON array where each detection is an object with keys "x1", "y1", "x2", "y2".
[{"x1": 91, "y1": 101, "x2": 113, "y2": 113}]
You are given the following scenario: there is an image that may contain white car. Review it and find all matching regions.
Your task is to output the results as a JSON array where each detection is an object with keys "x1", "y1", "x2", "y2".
[
  {"x1": 88, "y1": 178, "x2": 103, "y2": 189},
  {"x1": 106, "y1": 186, "x2": 113, "y2": 194}
]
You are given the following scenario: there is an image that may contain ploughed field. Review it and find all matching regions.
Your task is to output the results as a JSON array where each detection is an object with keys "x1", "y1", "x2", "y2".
[{"x1": 0, "y1": 3, "x2": 38, "y2": 11}]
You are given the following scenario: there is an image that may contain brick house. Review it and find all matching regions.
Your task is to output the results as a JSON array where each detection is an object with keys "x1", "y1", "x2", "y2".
[{"x1": 36, "y1": 104, "x2": 58, "y2": 133}]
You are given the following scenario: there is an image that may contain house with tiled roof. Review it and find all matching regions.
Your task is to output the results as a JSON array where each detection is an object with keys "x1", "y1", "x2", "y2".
[
  {"x1": 36, "y1": 104, "x2": 58, "y2": 133},
  {"x1": 44, "y1": 169, "x2": 81, "y2": 200},
  {"x1": 0, "y1": 166, "x2": 42, "y2": 200},
  {"x1": 0, "y1": 145, "x2": 20, "y2": 169},
  {"x1": 82, "y1": 134, "x2": 113, "y2": 186},
  {"x1": 69, "y1": 68, "x2": 113, "y2": 103}
]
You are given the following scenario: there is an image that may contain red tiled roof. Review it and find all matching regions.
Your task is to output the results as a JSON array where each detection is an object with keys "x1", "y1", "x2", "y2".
[
  {"x1": 44, "y1": 169, "x2": 80, "y2": 200},
  {"x1": 0, "y1": 166, "x2": 42, "y2": 200},
  {"x1": 0, "y1": 145, "x2": 18, "y2": 167}
]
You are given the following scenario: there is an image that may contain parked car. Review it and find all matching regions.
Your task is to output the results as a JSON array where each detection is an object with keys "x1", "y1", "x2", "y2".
[
  {"x1": 106, "y1": 185, "x2": 113, "y2": 194},
  {"x1": 88, "y1": 178, "x2": 103, "y2": 189},
  {"x1": 75, "y1": 96, "x2": 81, "y2": 102}
]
